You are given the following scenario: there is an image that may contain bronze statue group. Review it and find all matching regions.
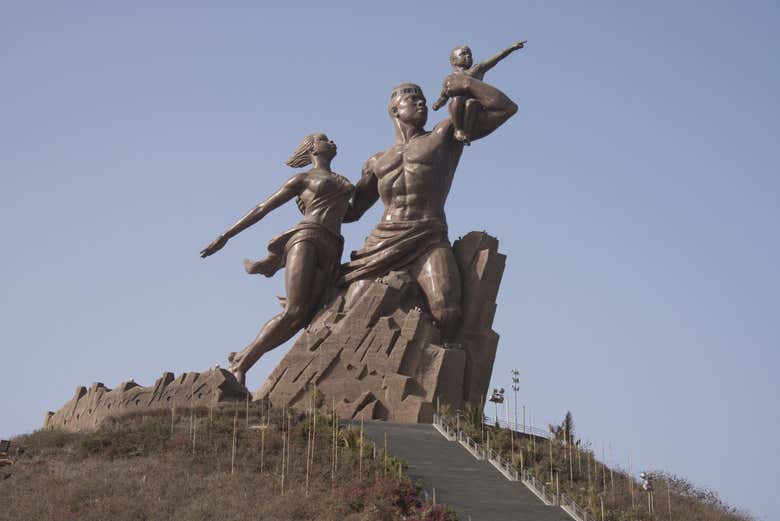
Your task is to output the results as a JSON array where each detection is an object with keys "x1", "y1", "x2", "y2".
[{"x1": 200, "y1": 41, "x2": 525, "y2": 386}]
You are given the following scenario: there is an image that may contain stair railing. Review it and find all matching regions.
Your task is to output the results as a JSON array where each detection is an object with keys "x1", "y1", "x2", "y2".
[
  {"x1": 486, "y1": 447, "x2": 519, "y2": 481},
  {"x1": 559, "y1": 492, "x2": 594, "y2": 521}
]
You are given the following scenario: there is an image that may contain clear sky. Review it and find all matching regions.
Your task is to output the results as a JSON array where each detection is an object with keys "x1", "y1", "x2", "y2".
[{"x1": 2, "y1": 1, "x2": 778, "y2": 519}]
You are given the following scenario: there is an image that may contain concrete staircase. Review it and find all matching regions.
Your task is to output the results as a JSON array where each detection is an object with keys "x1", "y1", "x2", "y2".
[{"x1": 357, "y1": 421, "x2": 572, "y2": 521}]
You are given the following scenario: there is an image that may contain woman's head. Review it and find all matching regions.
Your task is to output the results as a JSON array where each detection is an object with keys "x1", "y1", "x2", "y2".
[{"x1": 285, "y1": 133, "x2": 337, "y2": 168}]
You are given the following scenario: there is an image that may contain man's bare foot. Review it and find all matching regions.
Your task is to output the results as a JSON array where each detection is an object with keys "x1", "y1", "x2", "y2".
[{"x1": 228, "y1": 351, "x2": 247, "y2": 386}]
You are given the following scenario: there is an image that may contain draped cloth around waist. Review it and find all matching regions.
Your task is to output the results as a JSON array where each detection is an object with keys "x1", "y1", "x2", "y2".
[
  {"x1": 257, "y1": 222, "x2": 344, "y2": 281},
  {"x1": 339, "y1": 219, "x2": 449, "y2": 285}
]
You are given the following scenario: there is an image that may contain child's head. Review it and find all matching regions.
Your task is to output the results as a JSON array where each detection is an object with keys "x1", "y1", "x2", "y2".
[{"x1": 450, "y1": 45, "x2": 473, "y2": 69}]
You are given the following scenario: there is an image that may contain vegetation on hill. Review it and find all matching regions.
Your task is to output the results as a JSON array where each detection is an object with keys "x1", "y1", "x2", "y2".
[
  {"x1": 444, "y1": 408, "x2": 754, "y2": 521},
  {"x1": 0, "y1": 403, "x2": 456, "y2": 521}
]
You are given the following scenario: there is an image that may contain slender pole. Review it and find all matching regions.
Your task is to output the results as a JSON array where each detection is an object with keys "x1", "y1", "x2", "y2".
[
  {"x1": 609, "y1": 444, "x2": 614, "y2": 492},
  {"x1": 577, "y1": 443, "x2": 582, "y2": 475},
  {"x1": 231, "y1": 407, "x2": 237, "y2": 475},
  {"x1": 305, "y1": 396, "x2": 311, "y2": 497},
  {"x1": 190, "y1": 380, "x2": 194, "y2": 436},
  {"x1": 629, "y1": 453, "x2": 635, "y2": 508},
  {"x1": 286, "y1": 413, "x2": 291, "y2": 478},
  {"x1": 281, "y1": 415, "x2": 286, "y2": 495},
  {"x1": 555, "y1": 472, "x2": 559, "y2": 505},
  {"x1": 568, "y1": 434, "x2": 574, "y2": 483},
  {"x1": 359, "y1": 416, "x2": 364, "y2": 479},
  {"x1": 384, "y1": 431, "x2": 388, "y2": 477},
  {"x1": 480, "y1": 397, "x2": 485, "y2": 444},
  {"x1": 549, "y1": 427, "x2": 554, "y2": 484},
  {"x1": 601, "y1": 495, "x2": 605, "y2": 521},
  {"x1": 334, "y1": 406, "x2": 339, "y2": 478},
  {"x1": 602, "y1": 445, "x2": 607, "y2": 493},
  {"x1": 510, "y1": 401, "x2": 515, "y2": 464},
  {"x1": 647, "y1": 488, "x2": 652, "y2": 519},
  {"x1": 522, "y1": 404, "x2": 526, "y2": 434},
  {"x1": 311, "y1": 385, "x2": 317, "y2": 467},
  {"x1": 192, "y1": 408, "x2": 196, "y2": 458},
  {"x1": 260, "y1": 428, "x2": 265, "y2": 474},
  {"x1": 587, "y1": 448, "x2": 592, "y2": 489}
]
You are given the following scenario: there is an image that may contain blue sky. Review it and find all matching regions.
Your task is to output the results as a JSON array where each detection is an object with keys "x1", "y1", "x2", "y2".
[{"x1": 1, "y1": 1, "x2": 778, "y2": 519}]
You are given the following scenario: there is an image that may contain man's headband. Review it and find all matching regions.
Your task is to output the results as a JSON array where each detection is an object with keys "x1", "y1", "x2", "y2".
[{"x1": 391, "y1": 84, "x2": 424, "y2": 100}]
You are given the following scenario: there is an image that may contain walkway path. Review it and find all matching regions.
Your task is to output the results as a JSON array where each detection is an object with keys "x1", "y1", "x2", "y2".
[{"x1": 357, "y1": 421, "x2": 572, "y2": 521}]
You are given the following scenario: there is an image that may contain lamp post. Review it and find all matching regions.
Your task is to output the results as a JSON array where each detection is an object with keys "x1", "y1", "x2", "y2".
[
  {"x1": 489, "y1": 388, "x2": 505, "y2": 426},
  {"x1": 641, "y1": 471, "x2": 655, "y2": 520},
  {"x1": 511, "y1": 369, "x2": 519, "y2": 466}
]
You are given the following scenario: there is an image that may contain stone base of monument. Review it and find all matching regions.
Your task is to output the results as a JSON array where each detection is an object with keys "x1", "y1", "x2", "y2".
[
  {"x1": 44, "y1": 369, "x2": 247, "y2": 432},
  {"x1": 44, "y1": 231, "x2": 505, "y2": 431},
  {"x1": 256, "y1": 231, "x2": 505, "y2": 423}
]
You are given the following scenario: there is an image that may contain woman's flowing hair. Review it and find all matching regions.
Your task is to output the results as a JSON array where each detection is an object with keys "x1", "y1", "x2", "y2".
[{"x1": 285, "y1": 134, "x2": 316, "y2": 168}]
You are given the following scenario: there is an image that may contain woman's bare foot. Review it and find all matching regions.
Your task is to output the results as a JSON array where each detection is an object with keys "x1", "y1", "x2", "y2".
[{"x1": 243, "y1": 258, "x2": 261, "y2": 275}]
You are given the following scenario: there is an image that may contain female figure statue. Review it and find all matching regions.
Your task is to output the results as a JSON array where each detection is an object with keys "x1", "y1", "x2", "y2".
[{"x1": 200, "y1": 133, "x2": 354, "y2": 385}]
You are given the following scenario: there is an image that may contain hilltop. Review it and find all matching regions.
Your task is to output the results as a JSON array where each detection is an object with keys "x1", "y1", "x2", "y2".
[{"x1": 0, "y1": 405, "x2": 454, "y2": 521}]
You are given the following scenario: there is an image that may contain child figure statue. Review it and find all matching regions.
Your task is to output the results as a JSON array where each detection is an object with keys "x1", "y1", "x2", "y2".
[{"x1": 432, "y1": 40, "x2": 526, "y2": 144}]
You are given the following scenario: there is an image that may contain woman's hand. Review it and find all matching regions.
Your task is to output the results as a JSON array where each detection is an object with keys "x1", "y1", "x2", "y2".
[{"x1": 200, "y1": 235, "x2": 228, "y2": 258}]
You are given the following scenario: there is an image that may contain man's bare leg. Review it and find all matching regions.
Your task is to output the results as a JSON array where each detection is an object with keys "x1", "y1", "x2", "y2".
[
  {"x1": 229, "y1": 241, "x2": 321, "y2": 385},
  {"x1": 408, "y1": 245, "x2": 462, "y2": 341}
]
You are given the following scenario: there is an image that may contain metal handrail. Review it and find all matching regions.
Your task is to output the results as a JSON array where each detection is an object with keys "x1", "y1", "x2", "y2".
[
  {"x1": 521, "y1": 469, "x2": 557, "y2": 506},
  {"x1": 560, "y1": 493, "x2": 594, "y2": 521},
  {"x1": 484, "y1": 416, "x2": 550, "y2": 439},
  {"x1": 487, "y1": 447, "x2": 519, "y2": 481},
  {"x1": 458, "y1": 430, "x2": 485, "y2": 459}
]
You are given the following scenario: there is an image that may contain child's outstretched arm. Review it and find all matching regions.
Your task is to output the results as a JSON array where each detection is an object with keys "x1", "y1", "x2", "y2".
[{"x1": 474, "y1": 40, "x2": 526, "y2": 76}]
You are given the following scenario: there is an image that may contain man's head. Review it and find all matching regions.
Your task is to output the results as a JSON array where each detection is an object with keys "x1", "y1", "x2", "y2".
[
  {"x1": 388, "y1": 82, "x2": 427, "y2": 129},
  {"x1": 450, "y1": 45, "x2": 473, "y2": 70}
]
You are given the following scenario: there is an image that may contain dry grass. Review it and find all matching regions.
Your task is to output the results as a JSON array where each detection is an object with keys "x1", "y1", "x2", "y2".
[{"x1": 1, "y1": 405, "x2": 455, "y2": 521}]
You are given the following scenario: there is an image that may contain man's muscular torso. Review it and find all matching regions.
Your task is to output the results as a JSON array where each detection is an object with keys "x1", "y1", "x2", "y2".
[{"x1": 370, "y1": 124, "x2": 463, "y2": 223}]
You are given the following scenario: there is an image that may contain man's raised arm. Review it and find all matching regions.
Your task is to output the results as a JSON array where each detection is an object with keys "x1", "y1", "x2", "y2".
[
  {"x1": 442, "y1": 74, "x2": 518, "y2": 142},
  {"x1": 344, "y1": 153, "x2": 381, "y2": 223}
]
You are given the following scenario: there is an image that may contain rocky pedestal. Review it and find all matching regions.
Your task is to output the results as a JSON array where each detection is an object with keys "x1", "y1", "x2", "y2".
[
  {"x1": 44, "y1": 369, "x2": 247, "y2": 432},
  {"x1": 256, "y1": 231, "x2": 505, "y2": 423}
]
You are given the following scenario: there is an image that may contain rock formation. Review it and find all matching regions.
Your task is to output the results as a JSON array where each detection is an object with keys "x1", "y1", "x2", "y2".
[
  {"x1": 256, "y1": 231, "x2": 505, "y2": 423},
  {"x1": 44, "y1": 369, "x2": 246, "y2": 432}
]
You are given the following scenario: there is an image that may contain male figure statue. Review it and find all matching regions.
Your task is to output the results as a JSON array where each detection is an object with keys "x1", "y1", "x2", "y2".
[{"x1": 342, "y1": 74, "x2": 517, "y2": 341}]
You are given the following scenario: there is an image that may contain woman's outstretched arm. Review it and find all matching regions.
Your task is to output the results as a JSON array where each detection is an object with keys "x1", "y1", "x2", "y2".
[{"x1": 200, "y1": 174, "x2": 306, "y2": 258}]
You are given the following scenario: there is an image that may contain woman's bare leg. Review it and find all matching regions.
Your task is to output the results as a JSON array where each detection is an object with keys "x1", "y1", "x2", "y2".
[{"x1": 229, "y1": 241, "x2": 320, "y2": 385}]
